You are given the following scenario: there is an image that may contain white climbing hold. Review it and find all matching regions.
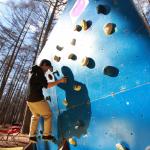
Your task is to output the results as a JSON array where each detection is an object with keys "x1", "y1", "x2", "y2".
[
  {"x1": 81, "y1": 57, "x2": 89, "y2": 66},
  {"x1": 145, "y1": 146, "x2": 150, "y2": 150},
  {"x1": 126, "y1": 101, "x2": 130, "y2": 105},
  {"x1": 116, "y1": 143, "x2": 126, "y2": 150},
  {"x1": 111, "y1": 92, "x2": 115, "y2": 97}
]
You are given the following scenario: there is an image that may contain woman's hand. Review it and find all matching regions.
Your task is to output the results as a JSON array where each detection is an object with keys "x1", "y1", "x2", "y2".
[{"x1": 59, "y1": 77, "x2": 67, "y2": 83}]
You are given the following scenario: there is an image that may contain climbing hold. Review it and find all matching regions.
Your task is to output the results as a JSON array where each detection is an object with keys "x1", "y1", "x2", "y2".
[
  {"x1": 81, "y1": 57, "x2": 95, "y2": 69},
  {"x1": 126, "y1": 101, "x2": 130, "y2": 105},
  {"x1": 73, "y1": 85, "x2": 82, "y2": 91},
  {"x1": 48, "y1": 74, "x2": 53, "y2": 80},
  {"x1": 69, "y1": 138, "x2": 77, "y2": 146},
  {"x1": 81, "y1": 20, "x2": 92, "y2": 31},
  {"x1": 68, "y1": 53, "x2": 77, "y2": 60},
  {"x1": 54, "y1": 55, "x2": 61, "y2": 62},
  {"x1": 58, "y1": 138, "x2": 70, "y2": 150},
  {"x1": 75, "y1": 120, "x2": 84, "y2": 129},
  {"x1": 145, "y1": 146, "x2": 150, "y2": 150},
  {"x1": 96, "y1": 5, "x2": 110, "y2": 15},
  {"x1": 130, "y1": 132, "x2": 133, "y2": 135},
  {"x1": 103, "y1": 66, "x2": 119, "y2": 77},
  {"x1": 116, "y1": 143, "x2": 127, "y2": 150},
  {"x1": 63, "y1": 99, "x2": 68, "y2": 106},
  {"x1": 56, "y1": 45, "x2": 64, "y2": 51},
  {"x1": 71, "y1": 38, "x2": 76, "y2": 46},
  {"x1": 74, "y1": 25, "x2": 82, "y2": 32},
  {"x1": 103, "y1": 23, "x2": 116, "y2": 35},
  {"x1": 111, "y1": 92, "x2": 115, "y2": 97},
  {"x1": 53, "y1": 70, "x2": 60, "y2": 76},
  {"x1": 81, "y1": 56, "x2": 89, "y2": 66},
  {"x1": 81, "y1": 20, "x2": 88, "y2": 31},
  {"x1": 45, "y1": 96, "x2": 51, "y2": 101}
]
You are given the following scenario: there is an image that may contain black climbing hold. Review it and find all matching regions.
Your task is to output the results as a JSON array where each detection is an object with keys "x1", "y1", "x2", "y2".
[
  {"x1": 71, "y1": 38, "x2": 76, "y2": 46},
  {"x1": 40, "y1": 130, "x2": 43, "y2": 134},
  {"x1": 45, "y1": 96, "x2": 51, "y2": 102},
  {"x1": 130, "y1": 132, "x2": 133, "y2": 135},
  {"x1": 48, "y1": 74, "x2": 53, "y2": 80},
  {"x1": 68, "y1": 53, "x2": 77, "y2": 60},
  {"x1": 74, "y1": 25, "x2": 82, "y2": 32},
  {"x1": 96, "y1": 4, "x2": 110, "y2": 15},
  {"x1": 87, "y1": 58, "x2": 95, "y2": 69},
  {"x1": 56, "y1": 45, "x2": 64, "y2": 51},
  {"x1": 103, "y1": 66, "x2": 119, "y2": 77},
  {"x1": 87, "y1": 20, "x2": 92, "y2": 29},
  {"x1": 53, "y1": 70, "x2": 60, "y2": 76}
]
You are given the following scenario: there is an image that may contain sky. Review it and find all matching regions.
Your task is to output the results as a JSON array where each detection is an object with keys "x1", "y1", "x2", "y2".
[{"x1": 0, "y1": 0, "x2": 27, "y2": 3}]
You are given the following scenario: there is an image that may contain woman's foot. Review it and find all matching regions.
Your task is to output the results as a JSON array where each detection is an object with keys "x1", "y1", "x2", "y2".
[
  {"x1": 42, "y1": 135, "x2": 56, "y2": 143},
  {"x1": 29, "y1": 136, "x2": 37, "y2": 143}
]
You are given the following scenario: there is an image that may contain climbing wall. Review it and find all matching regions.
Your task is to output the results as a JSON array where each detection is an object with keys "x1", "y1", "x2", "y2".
[{"x1": 36, "y1": 0, "x2": 150, "y2": 149}]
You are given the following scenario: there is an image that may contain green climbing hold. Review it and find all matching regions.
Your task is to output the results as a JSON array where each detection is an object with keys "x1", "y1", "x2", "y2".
[
  {"x1": 54, "y1": 55, "x2": 61, "y2": 62},
  {"x1": 74, "y1": 25, "x2": 82, "y2": 32},
  {"x1": 71, "y1": 38, "x2": 76, "y2": 46},
  {"x1": 68, "y1": 53, "x2": 77, "y2": 60},
  {"x1": 56, "y1": 45, "x2": 64, "y2": 51}
]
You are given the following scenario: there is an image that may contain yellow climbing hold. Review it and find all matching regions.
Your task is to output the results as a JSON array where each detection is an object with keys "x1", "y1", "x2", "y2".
[
  {"x1": 63, "y1": 99, "x2": 68, "y2": 106},
  {"x1": 69, "y1": 138, "x2": 77, "y2": 146},
  {"x1": 81, "y1": 20, "x2": 88, "y2": 31},
  {"x1": 73, "y1": 85, "x2": 81, "y2": 91},
  {"x1": 103, "y1": 23, "x2": 115, "y2": 35},
  {"x1": 116, "y1": 143, "x2": 126, "y2": 150},
  {"x1": 81, "y1": 57, "x2": 89, "y2": 66}
]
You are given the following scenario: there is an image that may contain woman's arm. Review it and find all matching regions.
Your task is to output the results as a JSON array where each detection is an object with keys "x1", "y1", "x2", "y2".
[{"x1": 47, "y1": 77, "x2": 67, "y2": 88}]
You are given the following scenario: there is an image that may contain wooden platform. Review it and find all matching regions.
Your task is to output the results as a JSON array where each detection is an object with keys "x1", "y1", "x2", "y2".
[
  {"x1": 0, "y1": 147, "x2": 23, "y2": 150},
  {"x1": 0, "y1": 133, "x2": 30, "y2": 150}
]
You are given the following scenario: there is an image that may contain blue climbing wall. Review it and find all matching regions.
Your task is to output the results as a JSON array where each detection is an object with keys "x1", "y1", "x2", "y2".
[{"x1": 37, "y1": 0, "x2": 150, "y2": 149}]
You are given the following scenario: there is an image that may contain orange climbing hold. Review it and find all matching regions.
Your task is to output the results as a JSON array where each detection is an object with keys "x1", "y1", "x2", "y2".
[
  {"x1": 103, "y1": 23, "x2": 116, "y2": 35},
  {"x1": 69, "y1": 138, "x2": 77, "y2": 146}
]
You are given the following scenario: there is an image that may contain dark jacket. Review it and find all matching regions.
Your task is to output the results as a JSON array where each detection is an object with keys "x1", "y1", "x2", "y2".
[{"x1": 27, "y1": 65, "x2": 48, "y2": 102}]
